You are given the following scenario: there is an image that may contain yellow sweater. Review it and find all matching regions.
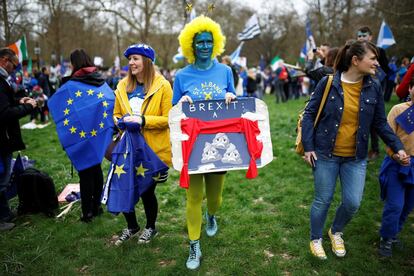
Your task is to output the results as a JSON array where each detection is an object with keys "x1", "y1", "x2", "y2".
[
  {"x1": 386, "y1": 101, "x2": 414, "y2": 156},
  {"x1": 113, "y1": 73, "x2": 173, "y2": 166},
  {"x1": 333, "y1": 80, "x2": 362, "y2": 157}
]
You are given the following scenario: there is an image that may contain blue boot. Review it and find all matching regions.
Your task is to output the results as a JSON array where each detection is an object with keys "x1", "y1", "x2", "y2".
[
  {"x1": 205, "y1": 212, "x2": 218, "y2": 237},
  {"x1": 186, "y1": 240, "x2": 202, "y2": 270}
]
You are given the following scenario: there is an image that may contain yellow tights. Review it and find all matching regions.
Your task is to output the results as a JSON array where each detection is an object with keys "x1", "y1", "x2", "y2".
[{"x1": 186, "y1": 173, "x2": 225, "y2": 241}]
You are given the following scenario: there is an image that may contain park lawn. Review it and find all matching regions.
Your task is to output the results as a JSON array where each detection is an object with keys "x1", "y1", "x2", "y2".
[{"x1": 1, "y1": 94, "x2": 414, "y2": 275}]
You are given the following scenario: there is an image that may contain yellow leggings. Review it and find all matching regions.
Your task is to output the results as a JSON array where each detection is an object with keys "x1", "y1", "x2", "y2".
[{"x1": 186, "y1": 173, "x2": 225, "y2": 241}]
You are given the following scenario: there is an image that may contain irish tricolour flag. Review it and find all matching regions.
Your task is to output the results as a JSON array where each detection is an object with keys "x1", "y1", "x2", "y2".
[{"x1": 7, "y1": 36, "x2": 28, "y2": 63}]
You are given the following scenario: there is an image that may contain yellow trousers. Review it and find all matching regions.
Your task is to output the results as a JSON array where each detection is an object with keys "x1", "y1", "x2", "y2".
[{"x1": 186, "y1": 173, "x2": 225, "y2": 241}]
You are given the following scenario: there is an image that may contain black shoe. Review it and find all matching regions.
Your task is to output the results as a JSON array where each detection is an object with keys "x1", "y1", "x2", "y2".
[
  {"x1": 93, "y1": 206, "x2": 104, "y2": 217},
  {"x1": 379, "y1": 237, "x2": 393, "y2": 257},
  {"x1": 80, "y1": 212, "x2": 94, "y2": 223}
]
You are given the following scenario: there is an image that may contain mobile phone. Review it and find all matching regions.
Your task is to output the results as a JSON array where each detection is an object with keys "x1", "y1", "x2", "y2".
[{"x1": 310, "y1": 155, "x2": 316, "y2": 168}]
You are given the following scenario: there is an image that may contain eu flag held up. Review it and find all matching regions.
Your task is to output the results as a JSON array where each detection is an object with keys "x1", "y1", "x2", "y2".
[{"x1": 49, "y1": 80, "x2": 115, "y2": 171}]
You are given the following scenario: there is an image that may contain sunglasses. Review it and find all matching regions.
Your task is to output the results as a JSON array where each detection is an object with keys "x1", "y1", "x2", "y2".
[{"x1": 6, "y1": 57, "x2": 18, "y2": 69}]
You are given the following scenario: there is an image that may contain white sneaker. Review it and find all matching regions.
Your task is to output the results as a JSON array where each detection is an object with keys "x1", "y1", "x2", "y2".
[
  {"x1": 114, "y1": 228, "x2": 139, "y2": 246},
  {"x1": 138, "y1": 228, "x2": 158, "y2": 243}
]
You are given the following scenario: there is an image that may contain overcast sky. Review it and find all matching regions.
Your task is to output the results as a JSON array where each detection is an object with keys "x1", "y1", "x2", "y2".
[{"x1": 242, "y1": 0, "x2": 308, "y2": 16}]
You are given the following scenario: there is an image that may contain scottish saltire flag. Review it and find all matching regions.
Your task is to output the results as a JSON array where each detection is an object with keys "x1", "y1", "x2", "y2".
[
  {"x1": 230, "y1": 42, "x2": 244, "y2": 64},
  {"x1": 102, "y1": 121, "x2": 168, "y2": 213},
  {"x1": 300, "y1": 18, "x2": 316, "y2": 61},
  {"x1": 48, "y1": 81, "x2": 115, "y2": 171},
  {"x1": 395, "y1": 104, "x2": 414, "y2": 134},
  {"x1": 237, "y1": 14, "x2": 261, "y2": 41},
  {"x1": 377, "y1": 20, "x2": 396, "y2": 49}
]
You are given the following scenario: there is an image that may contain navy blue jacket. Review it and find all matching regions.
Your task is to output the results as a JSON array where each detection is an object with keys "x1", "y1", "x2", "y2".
[{"x1": 302, "y1": 71, "x2": 403, "y2": 159}]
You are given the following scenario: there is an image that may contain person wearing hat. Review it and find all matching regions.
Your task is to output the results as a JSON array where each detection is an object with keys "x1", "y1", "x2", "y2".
[
  {"x1": 112, "y1": 43, "x2": 172, "y2": 245},
  {"x1": 172, "y1": 15, "x2": 236, "y2": 270}
]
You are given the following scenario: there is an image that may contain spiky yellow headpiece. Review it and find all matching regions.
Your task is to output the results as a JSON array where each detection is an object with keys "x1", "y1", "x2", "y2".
[{"x1": 178, "y1": 15, "x2": 226, "y2": 64}]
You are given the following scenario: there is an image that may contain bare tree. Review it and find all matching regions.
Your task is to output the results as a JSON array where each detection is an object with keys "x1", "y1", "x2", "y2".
[{"x1": 0, "y1": 0, "x2": 33, "y2": 44}]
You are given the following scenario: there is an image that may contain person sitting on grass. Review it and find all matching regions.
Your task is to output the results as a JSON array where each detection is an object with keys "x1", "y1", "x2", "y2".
[{"x1": 378, "y1": 75, "x2": 413, "y2": 257}]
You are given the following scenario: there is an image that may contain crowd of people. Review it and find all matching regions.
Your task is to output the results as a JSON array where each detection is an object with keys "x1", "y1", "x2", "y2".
[{"x1": 1, "y1": 14, "x2": 414, "y2": 271}]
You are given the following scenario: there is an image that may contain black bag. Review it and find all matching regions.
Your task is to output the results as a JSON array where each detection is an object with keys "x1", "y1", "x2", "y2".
[{"x1": 17, "y1": 168, "x2": 58, "y2": 217}]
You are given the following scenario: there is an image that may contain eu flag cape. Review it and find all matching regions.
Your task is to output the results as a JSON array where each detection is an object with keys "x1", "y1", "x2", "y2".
[
  {"x1": 101, "y1": 121, "x2": 169, "y2": 214},
  {"x1": 395, "y1": 104, "x2": 414, "y2": 135},
  {"x1": 48, "y1": 80, "x2": 115, "y2": 171}
]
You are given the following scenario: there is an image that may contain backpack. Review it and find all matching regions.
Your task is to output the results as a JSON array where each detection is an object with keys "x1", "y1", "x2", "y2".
[
  {"x1": 295, "y1": 75, "x2": 333, "y2": 155},
  {"x1": 278, "y1": 67, "x2": 288, "y2": 80},
  {"x1": 17, "y1": 168, "x2": 58, "y2": 217}
]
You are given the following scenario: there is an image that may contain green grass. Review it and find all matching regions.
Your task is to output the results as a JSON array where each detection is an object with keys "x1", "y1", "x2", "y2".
[{"x1": 1, "y1": 94, "x2": 414, "y2": 275}]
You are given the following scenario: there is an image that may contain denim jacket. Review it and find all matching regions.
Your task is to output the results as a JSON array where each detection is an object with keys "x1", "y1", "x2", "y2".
[{"x1": 301, "y1": 71, "x2": 403, "y2": 159}]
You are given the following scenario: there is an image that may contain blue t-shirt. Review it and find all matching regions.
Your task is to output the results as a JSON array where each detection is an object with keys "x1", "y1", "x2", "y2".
[
  {"x1": 128, "y1": 84, "x2": 144, "y2": 115},
  {"x1": 172, "y1": 60, "x2": 236, "y2": 105}
]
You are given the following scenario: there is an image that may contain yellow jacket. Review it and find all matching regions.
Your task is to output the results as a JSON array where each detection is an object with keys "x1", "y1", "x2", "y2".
[{"x1": 113, "y1": 73, "x2": 172, "y2": 166}]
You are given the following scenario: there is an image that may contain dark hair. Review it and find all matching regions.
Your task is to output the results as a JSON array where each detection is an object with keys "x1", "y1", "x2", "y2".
[
  {"x1": 333, "y1": 40, "x2": 378, "y2": 72},
  {"x1": 41, "y1": 66, "x2": 47, "y2": 73},
  {"x1": 70, "y1": 49, "x2": 94, "y2": 75},
  {"x1": 0, "y1": 47, "x2": 17, "y2": 60},
  {"x1": 358, "y1": 26, "x2": 372, "y2": 35},
  {"x1": 325, "y1": 47, "x2": 339, "y2": 67},
  {"x1": 321, "y1": 43, "x2": 330, "y2": 47}
]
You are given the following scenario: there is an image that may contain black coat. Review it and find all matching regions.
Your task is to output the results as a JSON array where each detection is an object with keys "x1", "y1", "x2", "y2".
[{"x1": 0, "y1": 77, "x2": 34, "y2": 155}]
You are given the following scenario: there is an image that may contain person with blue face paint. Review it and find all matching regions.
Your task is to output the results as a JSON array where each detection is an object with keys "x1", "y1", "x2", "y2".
[{"x1": 173, "y1": 15, "x2": 236, "y2": 270}]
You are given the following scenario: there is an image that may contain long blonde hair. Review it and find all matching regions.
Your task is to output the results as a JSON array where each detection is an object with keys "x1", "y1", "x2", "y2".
[{"x1": 126, "y1": 55, "x2": 155, "y2": 94}]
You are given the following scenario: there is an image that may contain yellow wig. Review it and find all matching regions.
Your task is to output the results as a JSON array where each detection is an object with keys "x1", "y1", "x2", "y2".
[{"x1": 178, "y1": 15, "x2": 226, "y2": 64}]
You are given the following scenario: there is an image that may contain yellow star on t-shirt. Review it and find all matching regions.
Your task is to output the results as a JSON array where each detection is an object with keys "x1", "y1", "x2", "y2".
[
  {"x1": 90, "y1": 129, "x2": 97, "y2": 136},
  {"x1": 102, "y1": 101, "x2": 109, "y2": 107},
  {"x1": 87, "y1": 89, "x2": 94, "y2": 95},
  {"x1": 114, "y1": 164, "x2": 127, "y2": 178},
  {"x1": 69, "y1": 126, "x2": 77, "y2": 134},
  {"x1": 67, "y1": 98, "x2": 73, "y2": 105},
  {"x1": 204, "y1": 92, "x2": 212, "y2": 100},
  {"x1": 75, "y1": 90, "x2": 82, "y2": 97},
  {"x1": 63, "y1": 119, "x2": 69, "y2": 126},
  {"x1": 63, "y1": 108, "x2": 70, "y2": 115},
  {"x1": 97, "y1": 92, "x2": 104, "y2": 99},
  {"x1": 79, "y1": 130, "x2": 86, "y2": 138},
  {"x1": 99, "y1": 122, "x2": 104, "y2": 128},
  {"x1": 136, "y1": 163, "x2": 148, "y2": 177},
  {"x1": 103, "y1": 111, "x2": 108, "y2": 118}
]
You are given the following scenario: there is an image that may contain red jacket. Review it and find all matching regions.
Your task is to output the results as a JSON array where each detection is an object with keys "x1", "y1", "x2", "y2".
[{"x1": 396, "y1": 64, "x2": 413, "y2": 99}]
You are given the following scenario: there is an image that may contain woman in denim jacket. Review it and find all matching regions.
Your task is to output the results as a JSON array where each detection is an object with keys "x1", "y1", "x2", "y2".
[{"x1": 301, "y1": 40, "x2": 409, "y2": 260}]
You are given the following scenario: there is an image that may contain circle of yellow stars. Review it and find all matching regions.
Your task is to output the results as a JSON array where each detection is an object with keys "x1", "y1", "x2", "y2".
[{"x1": 63, "y1": 88, "x2": 109, "y2": 139}]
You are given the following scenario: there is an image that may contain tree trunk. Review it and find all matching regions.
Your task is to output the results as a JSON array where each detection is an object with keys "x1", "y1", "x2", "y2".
[{"x1": 2, "y1": 0, "x2": 10, "y2": 44}]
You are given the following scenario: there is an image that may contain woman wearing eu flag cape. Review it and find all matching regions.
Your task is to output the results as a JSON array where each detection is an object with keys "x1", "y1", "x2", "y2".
[
  {"x1": 173, "y1": 15, "x2": 236, "y2": 270},
  {"x1": 49, "y1": 49, "x2": 114, "y2": 223},
  {"x1": 111, "y1": 43, "x2": 172, "y2": 245}
]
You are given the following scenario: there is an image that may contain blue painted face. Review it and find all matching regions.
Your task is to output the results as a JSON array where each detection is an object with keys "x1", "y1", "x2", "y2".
[{"x1": 194, "y1": 32, "x2": 213, "y2": 61}]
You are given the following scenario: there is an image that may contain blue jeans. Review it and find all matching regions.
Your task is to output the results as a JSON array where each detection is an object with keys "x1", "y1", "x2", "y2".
[
  {"x1": 0, "y1": 153, "x2": 12, "y2": 221},
  {"x1": 310, "y1": 154, "x2": 367, "y2": 240}
]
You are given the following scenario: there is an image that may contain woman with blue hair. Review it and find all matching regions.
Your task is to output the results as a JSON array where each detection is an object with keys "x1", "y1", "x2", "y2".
[{"x1": 173, "y1": 15, "x2": 236, "y2": 270}]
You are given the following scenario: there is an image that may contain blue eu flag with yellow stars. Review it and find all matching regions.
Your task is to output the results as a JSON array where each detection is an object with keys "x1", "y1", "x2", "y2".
[
  {"x1": 48, "y1": 80, "x2": 115, "y2": 171},
  {"x1": 101, "y1": 121, "x2": 169, "y2": 214},
  {"x1": 396, "y1": 104, "x2": 414, "y2": 135}
]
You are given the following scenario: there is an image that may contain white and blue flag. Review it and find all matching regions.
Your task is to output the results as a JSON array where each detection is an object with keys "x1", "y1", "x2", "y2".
[
  {"x1": 377, "y1": 20, "x2": 396, "y2": 49},
  {"x1": 237, "y1": 14, "x2": 261, "y2": 41},
  {"x1": 300, "y1": 18, "x2": 316, "y2": 60},
  {"x1": 230, "y1": 42, "x2": 244, "y2": 64}
]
